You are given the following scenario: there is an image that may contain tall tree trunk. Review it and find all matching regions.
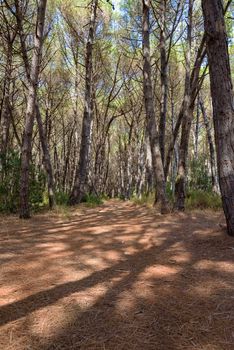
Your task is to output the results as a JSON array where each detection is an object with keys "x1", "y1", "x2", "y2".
[
  {"x1": 202, "y1": 0, "x2": 234, "y2": 236},
  {"x1": 15, "y1": 0, "x2": 55, "y2": 209},
  {"x1": 142, "y1": 0, "x2": 169, "y2": 213},
  {"x1": 194, "y1": 100, "x2": 199, "y2": 161},
  {"x1": 35, "y1": 104, "x2": 55, "y2": 208},
  {"x1": 199, "y1": 96, "x2": 219, "y2": 193},
  {"x1": 19, "y1": 0, "x2": 47, "y2": 218},
  {"x1": 164, "y1": 2, "x2": 231, "y2": 182},
  {"x1": 159, "y1": 0, "x2": 168, "y2": 165},
  {"x1": 0, "y1": 47, "x2": 12, "y2": 165},
  {"x1": 175, "y1": 0, "x2": 194, "y2": 211},
  {"x1": 164, "y1": 37, "x2": 206, "y2": 180},
  {"x1": 170, "y1": 87, "x2": 178, "y2": 195},
  {"x1": 69, "y1": 0, "x2": 98, "y2": 205}
]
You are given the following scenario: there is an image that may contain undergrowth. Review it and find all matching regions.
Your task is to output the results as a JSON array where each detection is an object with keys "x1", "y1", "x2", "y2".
[
  {"x1": 185, "y1": 190, "x2": 222, "y2": 210},
  {"x1": 131, "y1": 189, "x2": 222, "y2": 211}
]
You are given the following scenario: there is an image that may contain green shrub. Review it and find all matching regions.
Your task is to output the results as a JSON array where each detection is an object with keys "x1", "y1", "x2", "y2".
[
  {"x1": 189, "y1": 158, "x2": 212, "y2": 191},
  {"x1": 83, "y1": 193, "x2": 103, "y2": 207},
  {"x1": 0, "y1": 151, "x2": 46, "y2": 213},
  {"x1": 55, "y1": 191, "x2": 69, "y2": 205},
  {"x1": 0, "y1": 151, "x2": 21, "y2": 212},
  {"x1": 186, "y1": 190, "x2": 222, "y2": 210},
  {"x1": 131, "y1": 192, "x2": 155, "y2": 206},
  {"x1": 30, "y1": 171, "x2": 46, "y2": 210}
]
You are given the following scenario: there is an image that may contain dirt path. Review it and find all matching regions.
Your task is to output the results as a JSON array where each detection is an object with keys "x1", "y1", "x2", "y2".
[{"x1": 0, "y1": 200, "x2": 234, "y2": 350}]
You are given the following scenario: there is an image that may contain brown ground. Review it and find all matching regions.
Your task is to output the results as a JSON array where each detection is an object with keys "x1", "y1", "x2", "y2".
[{"x1": 0, "y1": 200, "x2": 234, "y2": 350}]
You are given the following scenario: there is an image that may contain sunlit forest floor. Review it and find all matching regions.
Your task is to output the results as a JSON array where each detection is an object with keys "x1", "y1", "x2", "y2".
[{"x1": 0, "y1": 200, "x2": 234, "y2": 350}]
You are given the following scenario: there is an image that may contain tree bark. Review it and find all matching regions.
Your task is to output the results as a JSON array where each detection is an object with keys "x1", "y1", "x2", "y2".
[
  {"x1": 15, "y1": 0, "x2": 55, "y2": 209},
  {"x1": 159, "y1": 0, "x2": 168, "y2": 165},
  {"x1": 0, "y1": 42, "x2": 13, "y2": 164},
  {"x1": 175, "y1": 0, "x2": 194, "y2": 211},
  {"x1": 142, "y1": 0, "x2": 169, "y2": 213},
  {"x1": 164, "y1": 36, "x2": 206, "y2": 180},
  {"x1": 19, "y1": 0, "x2": 47, "y2": 218},
  {"x1": 35, "y1": 103, "x2": 55, "y2": 208},
  {"x1": 194, "y1": 100, "x2": 199, "y2": 161},
  {"x1": 202, "y1": 0, "x2": 234, "y2": 235},
  {"x1": 69, "y1": 0, "x2": 98, "y2": 205},
  {"x1": 199, "y1": 96, "x2": 219, "y2": 193}
]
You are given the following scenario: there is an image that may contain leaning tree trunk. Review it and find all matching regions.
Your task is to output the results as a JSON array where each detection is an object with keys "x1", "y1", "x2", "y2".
[
  {"x1": 164, "y1": 35, "x2": 207, "y2": 180},
  {"x1": 15, "y1": 0, "x2": 55, "y2": 209},
  {"x1": 142, "y1": 0, "x2": 169, "y2": 214},
  {"x1": 199, "y1": 96, "x2": 219, "y2": 193},
  {"x1": 0, "y1": 42, "x2": 13, "y2": 167},
  {"x1": 159, "y1": 0, "x2": 168, "y2": 166},
  {"x1": 69, "y1": 0, "x2": 98, "y2": 205},
  {"x1": 35, "y1": 104, "x2": 55, "y2": 208},
  {"x1": 19, "y1": 0, "x2": 47, "y2": 218},
  {"x1": 194, "y1": 100, "x2": 199, "y2": 161},
  {"x1": 202, "y1": 0, "x2": 234, "y2": 236},
  {"x1": 175, "y1": 0, "x2": 194, "y2": 211}
]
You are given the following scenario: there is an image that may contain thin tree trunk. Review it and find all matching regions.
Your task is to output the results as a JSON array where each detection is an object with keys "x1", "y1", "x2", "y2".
[
  {"x1": 69, "y1": 0, "x2": 98, "y2": 205},
  {"x1": 0, "y1": 42, "x2": 13, "y2": 165},
  {"x1": 164, "y1": 36, "x2": 206, "y2": 180},
  {"x1": 15, "y1": 0, "x2": 55, "y2": 209},
  {"x1": 142, "y1": 0, "x2": 169, "y2": 213},
  {"x1": 175, "y1": 0, "x2": 194, "y2": 211},
  {"x1": 19, "y1": 0, "x2": 47, "y2": 218},
  {"x1": 194, "y1": 100, "x2": 199, "y2": 161},
  {"x1": 170, "y1": 88, "x2": 178, "y2": 195},
  {"x1": 164, "y1": 0, "x2": 231, "y2": 181},
  {"x1": 159, "y1": 0, "x2": 168, "y2": 165},
  {"x1": 35, "y1": 103, "x2": 55, "y2": 208},
  {"x1": 199, "y1": 96, "x2": 219, "y2": 193},
  {"x1": 202, "y1": 0, "x2": 234, "y2": 236}
]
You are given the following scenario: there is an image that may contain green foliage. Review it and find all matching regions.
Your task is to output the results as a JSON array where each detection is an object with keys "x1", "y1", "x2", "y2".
[
  {"x1": 83, "y1": 193, "x2": 103, "y2": 207},
  {"x1": 189, "y1": 158, "x2": 212, "y2": 191},
  {"x1": 0, "y1": 151, "x2": 21, "y2": 212},
  {"x1": 0, "y1": 151, "x2": 46, "y2": 213},
  {"x1": 55, "y1": 191, "x2": 69, "y2": 205},
  {"x1": 166, "y1": 183, "x2": 174, "y2": 203},
  {"x1": 29, "y1": 171, "x2": 46, "y2": 210},
  {"x1": 186, "y1": 190, "x2": 222, "y2": 210},
  {"x1": 131, "y1": 187, "x2": 222, "y2": 211},
  {"x1": 131, "y1": 192, "x2": 155, "y2": 207}
]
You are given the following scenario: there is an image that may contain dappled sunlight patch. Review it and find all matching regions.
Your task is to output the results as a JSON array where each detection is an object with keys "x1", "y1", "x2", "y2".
[
  {"x1": 169, "y1": 252, "x2": 191, "y2": 264},
  {"x1": 190, "y1": 280, "x2": 232, "y2": 298},
  {"x1": 29, "y1": 303, "x2": 79, "y2": 340},
  {"x1": 194, "y1": 259, "x2": 234, "y2": 273},
  {"x1": 84, "y1": 256, "x2": 110, "y2": 269},
  {"x1": 0, "y1": 285, "x2": 19, "y2": 305},
  {"x1": 131, "y1": 281, "x2": 155, "y2": 300},
  {"x1": 102, "y1": 249, "x2": 122, "y2": 261},
  {"x1": 115, "y1": 292, "x2": 136, "y2": 314},
  {"x1": 191, "y1": 228, "x2": 222, "y2": 237},
  {"x1": 139, "y1": 264, "x2": 182, "y2": 280}
]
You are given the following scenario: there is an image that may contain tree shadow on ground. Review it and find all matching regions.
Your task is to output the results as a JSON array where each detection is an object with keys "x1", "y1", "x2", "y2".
[{"x1": 0, "y1": 200, "x2": 233, "y2": 349}]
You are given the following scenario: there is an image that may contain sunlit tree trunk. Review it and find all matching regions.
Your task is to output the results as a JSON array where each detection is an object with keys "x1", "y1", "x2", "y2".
[
  {"x1": 19, "y1": 0, "x2": 47, "y2": 218},
  {"x1": 175, "y1": 0, "x2": 194, "y2": 211},
  {"x1": 0, "y1": 42, "x2": 13, "y2": 165},
  {"x1": 142, "y1": 0, "x2": 169, "y2": 213},
  {"x1": 159, "y1": 0, "x2": 168, "y2": 165},
  {"x1": 164, "y1": 37, "x2": 206, "y2": 181},
  {"x1": 199, "y1": 96, "x2": 219, "y2": 193},
  {"x1": 202, "y1": 0, "x2": 234, "y2": 236},
  {"x1": 35, "y1": 104, "x2": 55, "y2": 208},
  {"x1": 69, "y1": 0, "x2": 98, "y2": 205},
  {"x1": 15, "y1": 0, "x2": 54, "y2": 210}
]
